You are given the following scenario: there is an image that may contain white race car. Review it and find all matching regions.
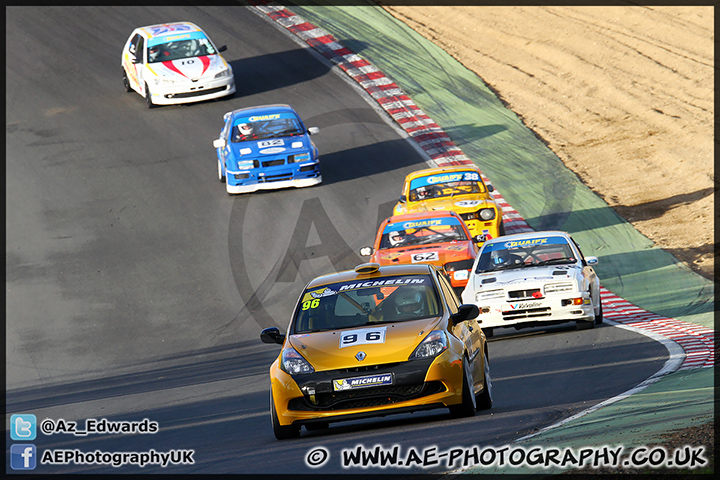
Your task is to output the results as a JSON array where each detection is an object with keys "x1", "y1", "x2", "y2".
[
  {"x1": 461, "y1": 231, "x2": 601, "y2": 337},
  {"x1": 121, "y1": 22, "x2": 235, "y2": 107}
]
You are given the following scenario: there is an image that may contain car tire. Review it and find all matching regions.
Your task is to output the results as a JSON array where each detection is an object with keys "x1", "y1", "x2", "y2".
[
  {"x1": 449, "y1": 356, "x2": 477, "y2": 418},
  {"x1": 144, "y1": 83, "x2": 154, "y2": 109},
  {"x1": 483, "y1": 327, "x2": 494, "y2": 338},
  {"x1": 595, "y1": 300, "x2": 604, "y2": 325},
  {"x1": 218, "y1": 159, "x2": 226, "y2": 183},
  {"x1": 122, "y1": 68, "x2": 131, "y2": 92},
  {"x1": 476, "y1": 351, "x2": 493, "y2": 410},
  {"x1": 499, "y1": 219, "x2": 506, "y2": 236},
  {"x1": 270, "y1": 392, "x2": 300, "y2": 440}
]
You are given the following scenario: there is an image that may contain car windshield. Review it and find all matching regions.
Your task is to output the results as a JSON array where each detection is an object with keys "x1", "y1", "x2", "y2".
[
  {"x1": 379, "y1": 219, "x2": 468, "y2": 249},
  {"x1": 147, "y1": 36, "x2": 216, "y2": 63},
  {"x1": 292, "y1": 275, "x2": 441, "y2": 333},
  {"x1": 476, "y1": 236, "x2": 577, "y2": 273},
  {"x1": 408, "y1": 171, "x2": 486, "y2": 202},
  {"x1": 409, "y1": 181, "x2": 484, "y2": 201},
  {"x1": 231, "y1": 114, "x2": 304, "y2": 142}
]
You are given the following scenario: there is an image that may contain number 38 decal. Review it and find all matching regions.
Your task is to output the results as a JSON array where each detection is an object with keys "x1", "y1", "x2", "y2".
[{"x1": 339, "y1": 327, "x2": 387, "y2": 348}]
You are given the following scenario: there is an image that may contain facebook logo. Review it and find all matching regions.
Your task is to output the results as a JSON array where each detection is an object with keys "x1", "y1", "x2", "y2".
[
  {"x1": 10, "y1": 414, "x2": 36, "y2": 440},
  {"x1": 10, "y1": 444, "x2": 37, "y2": 470}
]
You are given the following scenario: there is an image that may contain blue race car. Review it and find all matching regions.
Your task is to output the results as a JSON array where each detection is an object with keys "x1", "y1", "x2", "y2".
[{"x1": 213, "y1": 104, "x2": 321, "y2": 194}]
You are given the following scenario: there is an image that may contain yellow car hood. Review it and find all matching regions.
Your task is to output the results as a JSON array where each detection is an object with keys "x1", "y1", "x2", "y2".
[
  {"x1": 401, "y1": 196, "x2": 494, "y2": 214},
  {"x1": 287, "y1": 317, "x2": 443, "y2": 371}
]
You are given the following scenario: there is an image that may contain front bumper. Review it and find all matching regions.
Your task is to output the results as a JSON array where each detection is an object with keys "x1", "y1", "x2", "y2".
[
  {"x1": 149, "y1": 77, "x2": 235, "y2": 105},
  {"x1": 465, "y1": 219, "x2": 502, "y2": 243},
  {"x1": 469, "y1": 292, "x2": 594, "y2": 329},
  {"x1": 226, "y1": 162, "x2": 321, "y2": 194},
  {"x1": 270, "y1": 349, "x2": 464, "y2": 427}
]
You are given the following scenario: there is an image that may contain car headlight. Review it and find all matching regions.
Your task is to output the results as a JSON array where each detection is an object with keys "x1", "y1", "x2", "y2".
[
  {"x1": 289, "y1": 153, "x2": 311, "y2": 163},
  {"x1": 409, "y1": 330, "x2": 448, "y2": 360},
  {"x1": 281, "y1": 347, "x2": 314, "y2": 375},
  {"x1": 479, "y1": 208, "x2": 496, "y2": 220},
  {"x1": 237, "y1": 159, "x2": 255, "y2": 169},
  {"x1": 476, "y1": 289, "x2": 505, "y2": 302},
  {"x1": 214, "y1": 68, "x2": 230, "y2": 79}
]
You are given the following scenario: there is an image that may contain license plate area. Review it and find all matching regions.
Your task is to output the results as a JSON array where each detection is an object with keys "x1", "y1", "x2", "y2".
[{"x1": 333, "y1": 373, "x2": 394, "y2": 391}]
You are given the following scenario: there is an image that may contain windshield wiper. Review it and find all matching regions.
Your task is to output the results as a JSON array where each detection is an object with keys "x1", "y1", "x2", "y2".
[{"x1": 532, "y1": 258, "x2": 574, "y2": 267}]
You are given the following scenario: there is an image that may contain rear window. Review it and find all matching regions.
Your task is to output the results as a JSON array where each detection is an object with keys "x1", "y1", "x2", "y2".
[{"x1": 292, "y1": 275, "x2": 441, "y2": 333}]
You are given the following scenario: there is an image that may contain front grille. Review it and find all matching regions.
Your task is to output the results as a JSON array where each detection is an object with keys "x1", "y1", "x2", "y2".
[
  {"x1": 262, "y1": 159, "x2": 285, "y2": 168},
  {"x1": 508, "y1": 288, "x2": 541, "y2": 299},
  {"x1": 169, "y1": 86, "x2": 227, "y2": 99},
  {"x1": 288, "y1": 381, "x2": 446, "y2": 411},
  {"x1": 261, "y1": 173, "x2": 293, "y2": 183},
  {"x1": 502, "y1": 306, "x2": 551, "y2": 321}
]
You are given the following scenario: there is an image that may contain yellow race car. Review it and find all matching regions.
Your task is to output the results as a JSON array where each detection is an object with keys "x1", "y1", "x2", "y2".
[
  {"x1": 393, "y1": 166, "x2": 505, "y2": 244},
  {"x1": 260, "y1": 262, "x2": 492, "y2": 439}
]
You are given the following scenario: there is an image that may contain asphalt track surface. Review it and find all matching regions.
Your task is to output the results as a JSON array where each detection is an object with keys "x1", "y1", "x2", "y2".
[{"x1": 6, "y1": 6, "x2": 669, "y2": 474}]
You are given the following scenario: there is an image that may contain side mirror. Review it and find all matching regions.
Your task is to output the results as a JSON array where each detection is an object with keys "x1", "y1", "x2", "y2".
[
  {"x1": 260, "y1": 327, "x2": 285, "y2": 345},
  {"x1": 585, "y1": 256, "x2": 599, "y2": 266},
  {"x1": 213, "y1": 138, "x2": 227, "y2": 149},
  {"x1": 399, "y1": 194, "x2": 407, "y2": 203},
  {"x1": 218, "y1": 45, "x2": 227, "y2": 53},
  {"x1": 487, "y1": 184, "x2": 494, "y2": 192},
  {"x1": 307, "y1": 126, "x2": 319, "y2": 135},
  {"x1": 359, "y1": 246, "x2": 374, "y2": 256},
  {"x1": 451, "y1": 304, "x2": 480, "y2": 326}
]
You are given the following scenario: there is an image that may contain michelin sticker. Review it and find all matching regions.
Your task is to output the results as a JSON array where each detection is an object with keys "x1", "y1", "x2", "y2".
[{"x1": 333, "y1": 373, "x2": 393, "y2": 391}]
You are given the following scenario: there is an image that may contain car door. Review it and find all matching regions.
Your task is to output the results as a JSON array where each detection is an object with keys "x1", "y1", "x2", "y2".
[
  {"x1": 438, "y1": 270, "x2": 484, "y2": 392},
  {"x1": 571, "y1": 237, "x2": 599, "y2": 300},
  {"x1": 123, "y1": 32, "x2": 145, "y2": 92},
  {"x1": 215, "y1": 115, "x2": 234, "y2": 174}
]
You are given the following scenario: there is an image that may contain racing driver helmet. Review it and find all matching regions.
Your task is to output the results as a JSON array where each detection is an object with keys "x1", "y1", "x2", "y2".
[
  {"x1": 388, "y1": 230, "x2": 406, "y2": 247},
  {"x1": 394, "y1": 289, "x2": 425, "y2": 316},
  {"x1": 238, "y1": 123, "x2": 253, "y2": 136},
  {"x1": 491, "y1": 250, "x2": 509, "y2": 266}
]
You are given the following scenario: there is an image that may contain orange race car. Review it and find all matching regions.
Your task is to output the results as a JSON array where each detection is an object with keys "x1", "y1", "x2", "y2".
[
  {"x1": 393, "y1": 165, "x2": 505, "y2": 245},
  {"x1": 360, "y1": 211, "x2": 480, "y2": 291}
]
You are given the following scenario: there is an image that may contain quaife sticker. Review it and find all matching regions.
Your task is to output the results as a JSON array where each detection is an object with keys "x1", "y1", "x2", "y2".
[
  {"x1": 339, "y1": 327, "x2": 387, "y2": 348},
  {"x1": 333, "y1": 373, "x2": 393, "y2": 391}
]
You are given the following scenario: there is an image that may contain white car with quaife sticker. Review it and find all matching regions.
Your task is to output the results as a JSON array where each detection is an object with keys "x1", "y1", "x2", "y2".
[
  {"x1": 121, "y1": 22, "x2": 235, "y2": 107},
  {"x1": 461, "y1": 230, "x2": 602, "y2": 337}
]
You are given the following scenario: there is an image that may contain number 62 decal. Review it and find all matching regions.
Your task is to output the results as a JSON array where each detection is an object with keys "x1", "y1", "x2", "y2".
[{"x1": 339, "y1": 327, "x2": 387, "y2": 348}]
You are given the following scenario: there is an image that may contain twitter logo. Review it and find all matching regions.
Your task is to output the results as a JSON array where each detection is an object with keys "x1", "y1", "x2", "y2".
[{"x1": 11, "y1": 414, "x2": 36, "y2": 441}]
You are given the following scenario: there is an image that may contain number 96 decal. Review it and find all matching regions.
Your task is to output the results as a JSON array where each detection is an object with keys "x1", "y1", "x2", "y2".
[{"x1": 339, "y1": 327, "x2": 387, "y2": 348}]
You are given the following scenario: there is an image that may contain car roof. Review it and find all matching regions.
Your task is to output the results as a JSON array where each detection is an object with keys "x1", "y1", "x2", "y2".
[
  {"x1": 483, "y1": 230, "x2": 572, "y2": 247},
  {"x1": 228, "y1": 104, "x2": 296, "y2": 119},
  {"x1": 404, "y1": 164, "x2": 482, "y2": 181},
  {"x1": 137, "y1": 22, "x2": 204, "y2": 40},
  {"x1": 305, "y1": 263, "x2": 436, "y2": 289}
]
